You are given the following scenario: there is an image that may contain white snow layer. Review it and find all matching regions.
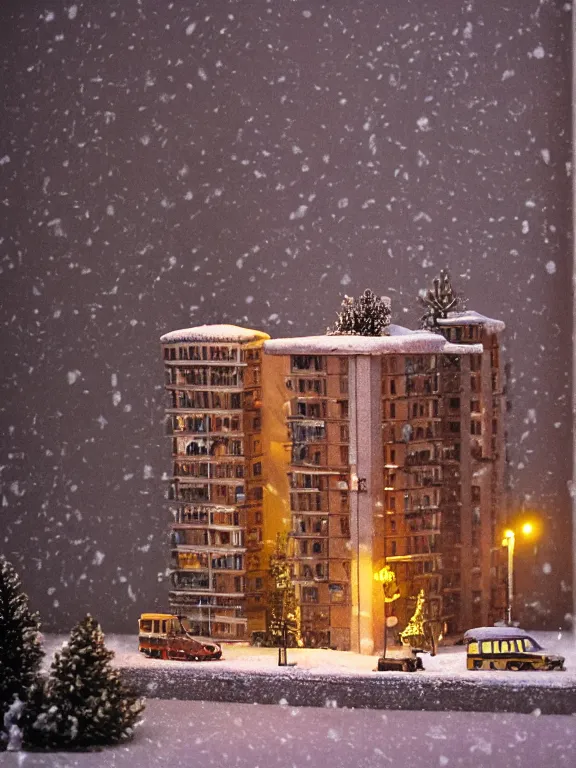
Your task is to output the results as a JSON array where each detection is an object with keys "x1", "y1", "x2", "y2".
[
  {"x1": 264, "y1": 326, "x2": 483, "y2": 356},
  {"x1": 160, "y1": 324, "x2": 270, "y2": 344},
  {"x1": 436, "y1": 311, "x2": 506, "y2": 333},
  {"x1": 40, "y1": 631, "x2": 575, "y2": 684}
]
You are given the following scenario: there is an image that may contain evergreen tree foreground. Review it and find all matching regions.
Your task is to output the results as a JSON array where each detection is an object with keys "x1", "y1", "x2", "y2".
[
  {"x1": 0, "y1": 557, "x2": 43, "y2": 750},
  {"x1": 327, "y1": 289, "x2": 391, "y2": 336},
  {"x1": 25, "y1": 615, "x2": 144, "y2": 749}
]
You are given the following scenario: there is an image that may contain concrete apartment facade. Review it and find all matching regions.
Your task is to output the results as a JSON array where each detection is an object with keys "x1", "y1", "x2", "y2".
[{"x1": 160, "y1": 313, "x2": 506, "y2": 651}]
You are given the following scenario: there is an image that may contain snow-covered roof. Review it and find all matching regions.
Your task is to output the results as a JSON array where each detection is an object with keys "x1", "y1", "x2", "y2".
[
  {"x1": 463, "y1": 627, "x2": 532, "y2": 642},
  {"x1": 436, "y1": 311, "x2": 505, "y2": 333},
  {"x1": 160, "y1": 324, "x2": 270, "y2": 344},
  {"x1": 264, "y1": 325, "x2": 483, "y2": 356}
]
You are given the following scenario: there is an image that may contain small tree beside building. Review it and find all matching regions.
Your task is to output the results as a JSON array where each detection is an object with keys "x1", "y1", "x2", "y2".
[{"x1": 268, "y1": 535, "x2": 302, "y2": 649}]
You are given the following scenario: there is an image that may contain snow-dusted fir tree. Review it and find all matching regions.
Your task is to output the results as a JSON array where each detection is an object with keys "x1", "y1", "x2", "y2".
[
  {"x1": 268, "y1": 535, "x2": 302, "y2": 648},
  {"x1": 327, "y1": 289, "x2": 391, "y2": 336},
  {"x1": 26, "y1": 615, "x2": 144, "y2": 748},
  {"x1": 0, "y1": 557, "x2": 43, "y2": 749},
  {"x1": 418, "y1": 269, "x2": 464, "y2": 331}
]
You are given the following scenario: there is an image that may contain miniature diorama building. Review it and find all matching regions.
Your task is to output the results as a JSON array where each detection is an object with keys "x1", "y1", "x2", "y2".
[
  {"x1": 160, "y1": 312, "x2": 506, "y2": 650},
  {"x1": 160, "y1": 325, "x2": 270, "y2": 640}
]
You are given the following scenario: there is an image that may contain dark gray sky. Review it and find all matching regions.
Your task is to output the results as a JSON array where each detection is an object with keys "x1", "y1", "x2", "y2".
[{"x1": 0, "y1": 0, "x2": 572, "y2": 632}]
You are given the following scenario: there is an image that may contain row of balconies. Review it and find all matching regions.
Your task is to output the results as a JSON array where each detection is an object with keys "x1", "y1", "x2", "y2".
[
  {"x1": 172, "y1": 461, "x2": 245, "y2": 479},
  {"x1": 170, "y1": 572, "x2": 244, "y2": 593},
  {"x1": 169, "y1": 414, "x2": 243, "y2": 435},
  {"x1": 173, "y1": 436, "x2": 244, "y2": 457},
  {"x1": 405, "y1": 451, "x2": 442, "y2": 467},
  {"x1": 168, "y1": 483, "x2": 245, "y2": 506},
  {"x1": 170, "y1": 391, "x2": 243, "y2": 411},
  {"x1": 289, "y1": 423, "x2": 327, "y2": 442},
  {"x1": 171, "y1": 528, "x2": 244, "y2": 548},
  {"x1": 163, "y1": 344, "x2": 243, "y2": 363},
  {"x1": 171, "y1": 506, "x2": 242, "y2": 527},
  {"x1": 166, "y1": 367, "x2": 244, "y2": 388},
  {"x1": 167, "y1": 594, "x2": 244, "y2": 610},
  {"x1": 171, "y1": 551, "x2": 244, "y2": 572}
]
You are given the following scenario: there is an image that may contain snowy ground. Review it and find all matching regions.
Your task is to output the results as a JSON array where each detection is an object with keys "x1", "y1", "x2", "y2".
[
  {"x1": 42, "y1": 631, "x2": 576, "y2": 685},
  {"x1": 2, "y1": 699, "x2": 575, "y2": 768}
]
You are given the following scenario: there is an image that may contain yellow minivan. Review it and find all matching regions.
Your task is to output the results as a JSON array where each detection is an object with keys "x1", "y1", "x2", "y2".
[{"x1": 464, "y1": 627, "x2": 565, "y2": 671}]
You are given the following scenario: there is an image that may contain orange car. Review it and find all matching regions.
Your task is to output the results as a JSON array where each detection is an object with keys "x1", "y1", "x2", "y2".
[{"x1": 138, "y1": 613, "x2": 222, "y2": 661}]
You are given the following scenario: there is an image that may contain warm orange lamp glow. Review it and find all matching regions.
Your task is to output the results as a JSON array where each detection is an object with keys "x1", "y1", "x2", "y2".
[{"x1": 521, "y1": 522, "x2": 534, "y2": 536}]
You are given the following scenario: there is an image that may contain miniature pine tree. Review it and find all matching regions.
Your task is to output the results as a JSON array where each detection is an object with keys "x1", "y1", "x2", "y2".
[
  {"x1": 0, "y1": 557, "x2": 43, "y2": 749},
  {"x1": 26, "y1": 615, "x2": 144, "y2": 748},
  {"x1": 268, "y1": 535, "x2": 302, "y2": 647},
  {"x1": 418, "y1": 269, "x2": 464, "y2": 330},
  {"x1": 327, "y1": 289, "x2": 391, "y2": 336},
  {"x1": 399, "y1": 589, "x2": 427, "y2": 649}
]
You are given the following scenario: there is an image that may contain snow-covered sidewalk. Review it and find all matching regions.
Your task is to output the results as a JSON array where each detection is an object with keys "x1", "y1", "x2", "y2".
[
  {"x1": 42, "y1": 630, "x2": 576, "y2": 684},
  {"x1": 38, "y1": 631, "x2": 576, "y2": 715}
]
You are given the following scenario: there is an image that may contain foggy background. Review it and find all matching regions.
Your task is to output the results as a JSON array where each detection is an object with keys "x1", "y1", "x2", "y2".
[{"x1": 0, "y1": 0, "x2": 572, "y2": 633}]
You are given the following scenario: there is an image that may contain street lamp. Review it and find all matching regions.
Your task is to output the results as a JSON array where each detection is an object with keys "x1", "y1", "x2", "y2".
[
  {"x1": 502, "y1": 522, "x2": 535, "y2": 626},
  {"x1": 374, "y1": 565, "x2": 400, "y2": 658}
]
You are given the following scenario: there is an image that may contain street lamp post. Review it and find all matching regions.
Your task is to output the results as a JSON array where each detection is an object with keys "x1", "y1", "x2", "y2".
[
  {"x1": 374, "y1": 566, "x2": 400, "y2": 658},
  {"x1": 504, "y1": 530, "x2": 515, "y2": 626},
  {"x1": 503, "y1": 522, "x2": 534, "y2": 626}
]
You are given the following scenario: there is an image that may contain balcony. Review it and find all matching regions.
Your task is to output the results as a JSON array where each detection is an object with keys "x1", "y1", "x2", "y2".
[
  {"x1": 172, "y1": 542, "x2": 246, "y2": 553},
  {"x1": 173, "y1": 464, "x2": 245, "y2": 481},
  {"x1": 172, "y1": 515, "x2": 243, "y2": 529},
  {"x1": 289, "y1": 423, "x2": 327, "y2": 442}
]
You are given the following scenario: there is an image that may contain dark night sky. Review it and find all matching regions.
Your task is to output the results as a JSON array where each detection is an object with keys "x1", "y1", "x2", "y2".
[{"x1": 0, "y1": 0, "x2": 572, "y2": 633}]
